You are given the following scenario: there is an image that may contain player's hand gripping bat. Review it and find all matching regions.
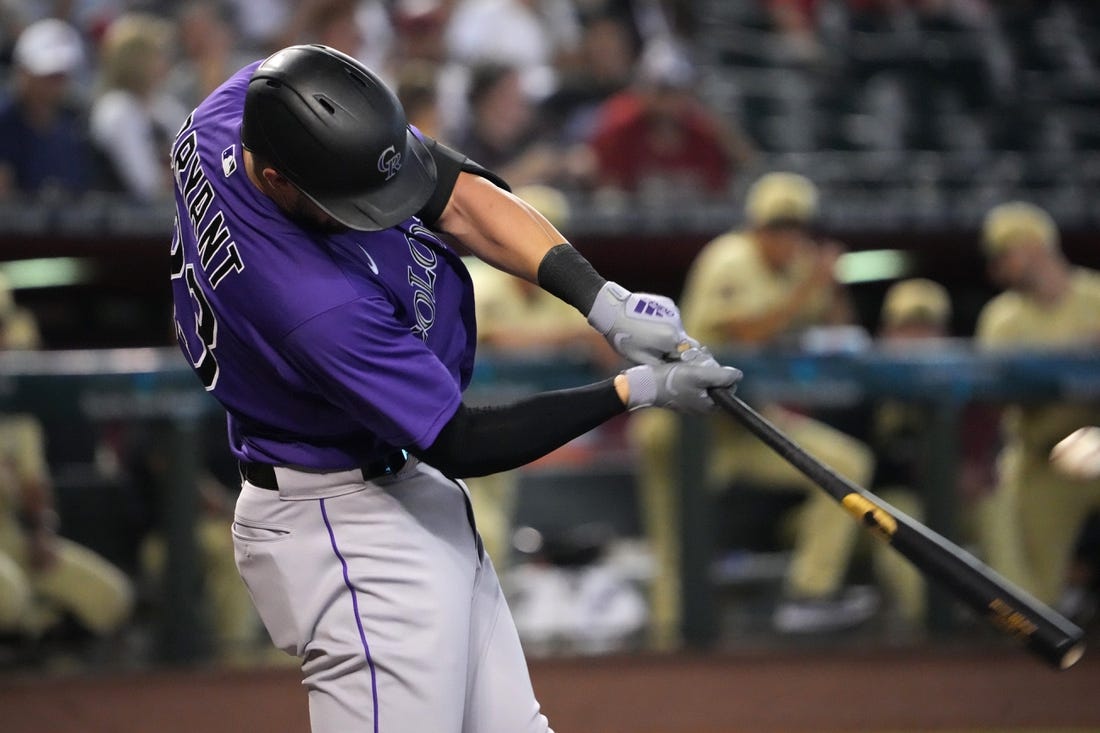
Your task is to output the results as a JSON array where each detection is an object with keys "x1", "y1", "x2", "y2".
[{"x1": 706, "y1": 387, "x2": 1086, "y2": 670}]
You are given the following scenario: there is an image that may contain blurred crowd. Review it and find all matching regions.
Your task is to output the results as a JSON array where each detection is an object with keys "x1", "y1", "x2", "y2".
[
  {"x1": 0, "y1": 0, "x2": 760, "y2": 206},
  {"x1": 3, "y1": 0, "x2": 1098, "y2": 212}
]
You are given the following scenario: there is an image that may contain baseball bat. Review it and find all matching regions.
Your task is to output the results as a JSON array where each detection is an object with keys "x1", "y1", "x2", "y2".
[{"x1": 706, "y1": 387, "x2": 1086, "y2": 670}]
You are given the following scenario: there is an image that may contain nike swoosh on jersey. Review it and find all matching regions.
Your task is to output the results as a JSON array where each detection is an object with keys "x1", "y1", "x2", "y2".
[{"x1": 358, "y1": 245, "x2": 380, "y2": 275}]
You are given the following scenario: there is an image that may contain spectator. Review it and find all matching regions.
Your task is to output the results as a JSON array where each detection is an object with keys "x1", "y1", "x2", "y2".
[
  {"x1": 585, "y1": 37, "x2": 753, "y2": 201},
  {"x1": 763, "y1": 0, "x2": 827, "y2": 65},
  {"x1": 974, "y1": 201, "x2": 1100, "y2": 614},
  {"x1": 389, "y1": 1, "x2": 470, "y2": 141},
  {"x1": 301, "y1": 0, "x2": 366, "y2": 60},
  {"x1": 542, "y1": 11, "x2": 639, "y2": 144},
  {"x1": 164, "y1": 1, "x2": 256, "y2": 112},
  {"x1": 390, "y1": 0, "x2": 452, "y2": 67},
  {"x1": 224, "y1": 0, "x2": 293, "y2": 55},
  {"x1": 0, "y1": 18, "x2": 94, "y2": 199},
  {"x1": 395, "y1": 60, "x2": 445, "y2": 140},
  {"x1": 628, "y1": 173, "x2": 899, "y2": 648},
  {"x1": 276, "y1": 0, "x2": 394, "y2": 79},
  {"x1": 450, "y1": 62, "x2": 589, "y2": 188},
  {"x1": 445, "y1": 0, "x2": 583, "y2": 101},
  {"x1": 90, "y1": 13, "x2": 188, "y2": 202}
]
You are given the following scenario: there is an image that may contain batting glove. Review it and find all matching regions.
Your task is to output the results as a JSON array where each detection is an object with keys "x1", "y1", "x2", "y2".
[
  {"x1": 622, "y1": 347, "x2": 742, "y2": 413},
  {"x1": 587, "y1": 282, "x2": 700, "y2": 365}
]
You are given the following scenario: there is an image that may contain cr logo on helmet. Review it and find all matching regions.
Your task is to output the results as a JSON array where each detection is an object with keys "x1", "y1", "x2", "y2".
[{"x1": 378, "y1": 145, "x2": 403, "y2": 180}]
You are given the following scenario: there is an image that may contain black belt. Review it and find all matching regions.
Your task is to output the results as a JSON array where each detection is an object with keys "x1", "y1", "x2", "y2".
[{"x1": 239, "y1": 451, "x2": 410, "y2": 491}]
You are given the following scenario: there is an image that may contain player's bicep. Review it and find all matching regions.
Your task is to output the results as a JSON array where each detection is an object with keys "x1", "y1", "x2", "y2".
[
  {"x1": 415, "y1": 135, "x2": 510, "y2": 227},
  {"x1": 431, "y1": 174, "x2": 565, "y2": 284}
]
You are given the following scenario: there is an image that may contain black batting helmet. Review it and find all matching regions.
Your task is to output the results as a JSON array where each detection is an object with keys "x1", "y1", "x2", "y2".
[{"x1": 242, "y1": 44, "x2": 437, "y2": 231}]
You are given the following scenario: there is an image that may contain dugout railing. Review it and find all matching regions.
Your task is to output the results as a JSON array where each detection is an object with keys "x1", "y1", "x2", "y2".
[{"x1": 1, "y1": 344, "x2": 1098, "y2": 662}]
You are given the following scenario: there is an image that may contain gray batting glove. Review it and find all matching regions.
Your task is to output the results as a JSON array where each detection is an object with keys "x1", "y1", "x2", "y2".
[
  {"x1": 587, "y1": 282, "x2": 700, "y2": 365},
  {"x1": 622, "y1": 348, "x2": 743, "y2": 413}
]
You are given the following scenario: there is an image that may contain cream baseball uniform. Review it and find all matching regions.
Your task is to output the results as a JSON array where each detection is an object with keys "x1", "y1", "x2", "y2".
[
  {"x1": 976, "y1": 267, "x2": 1100, "y2": 605},
  {"x1": 464, "y1": 258, "x2": 598, "y2": 568},
  {"x1": 631, "y1": 226, "x2": 880, "y2": 646},
  {"x1": 0, "y1": 415, "x2": 134, "y2": 636}
]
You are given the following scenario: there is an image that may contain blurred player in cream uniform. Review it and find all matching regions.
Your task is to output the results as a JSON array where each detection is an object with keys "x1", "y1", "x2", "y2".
[
  {"x1": 0, "y1": 276, "x2": 134, "y2": 644},
  {"x1": 864, "y1": 279, "x2": 964, "y2": 628},
  {"x1": 975, "y1": 202, "x2": 1100, "y2": 609},
  {"x1": 463, "y1": 186, "x2": 617, "y2": 567},
  {"x1": 630, "y1": 173, "x2": 884, "y2": 646}
]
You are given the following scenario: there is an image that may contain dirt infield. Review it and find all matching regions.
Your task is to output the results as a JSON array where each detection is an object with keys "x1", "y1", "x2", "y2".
[{"x1": 3, "y1": 644, "x2": 1099, "y2": 732}]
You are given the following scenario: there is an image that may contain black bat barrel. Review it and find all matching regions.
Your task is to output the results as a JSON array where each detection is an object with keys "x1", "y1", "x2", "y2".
[{"x1": 707, "y1": 388, "x2": 1086, "y2": 670}]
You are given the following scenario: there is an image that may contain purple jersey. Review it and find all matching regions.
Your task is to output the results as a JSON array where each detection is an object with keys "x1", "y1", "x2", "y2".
[{"x1": 169, "y1": 62, "x2": 477, "y2": 469}]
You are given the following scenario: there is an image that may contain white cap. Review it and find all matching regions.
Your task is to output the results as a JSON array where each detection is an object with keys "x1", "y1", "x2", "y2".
[{"x1": 13, "y1": 18, "x2": 84, "y2": 77}]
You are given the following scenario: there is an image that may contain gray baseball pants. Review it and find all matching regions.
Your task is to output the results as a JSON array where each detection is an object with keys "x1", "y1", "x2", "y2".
[{"x1": 232, "y1": 456, "x2": 553, "y2": 732}]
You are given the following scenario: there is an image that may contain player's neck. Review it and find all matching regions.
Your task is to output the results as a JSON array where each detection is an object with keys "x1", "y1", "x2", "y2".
[
  {"x1": 1027, "y1": 258, "x2": 1071, "y2": 306},
  {"x1": 242, "y1": 148, "x2": 267, "y2": 195}
]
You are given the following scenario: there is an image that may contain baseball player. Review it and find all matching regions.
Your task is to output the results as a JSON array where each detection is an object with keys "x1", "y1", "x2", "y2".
[
  {"x1": 0, "y1": 279, "x2": 134, "y2": 649},
  {"x1": 975, "y1": 202, "x2": 1100, "y2": 609},
  {"x1": 865, "y1": 278, "x2": 958, "y2": 628},
  {"x1": 168, "y1": 44, "x2": 740, "y2": 732},
  {"x1": 0, "y1": 414, "x2": 135, "y2": 645},
  {"x1": 630, "y1": 172, "x2": 893, "y2": 646}
]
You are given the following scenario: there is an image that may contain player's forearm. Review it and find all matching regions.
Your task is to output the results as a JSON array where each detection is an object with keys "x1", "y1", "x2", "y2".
[
  {"x1": 411, "y1": 379, "x2": 627, "y2": 478},
  {"x1": 719, "y1": 276, "x2": 828, "y2": 343},
  {"x1": 718, "y1": 306, "x2": 802, "y2": 345},
  {"x1": 433, "y1": 173, "x2": 566, "y2": 283}
]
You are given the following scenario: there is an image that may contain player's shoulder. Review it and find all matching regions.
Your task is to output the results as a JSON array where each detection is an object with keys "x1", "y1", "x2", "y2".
[
  {"x1": 697, "y1": 229, "x2": 754, "y2": 262},
  {"x1": 1071, "y1": 267, "x2": 1100, "y2": 299},
  {"x1": 689, "y1": 230, "x2": 757, "y2": 280},
  {"x1": 974, "y1": 291, "x2": 1024, "y2": 344},
  {"x1": 977, "y1": 289, "x2": 1022, "y2": 318}
]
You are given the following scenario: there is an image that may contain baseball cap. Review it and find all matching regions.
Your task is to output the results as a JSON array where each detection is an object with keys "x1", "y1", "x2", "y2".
[
  {"x1": 745, "y1": 172, "x2": 819, "y2": 227},
  {"x1": 13, "y1": 18, "x2": 85, "y2": 77},
  {"x1": 981, "y1": 201, "x2": 1058, "y2": 258},
  {"x1": 880, "y1": 278, "x2": 951, "y2": 328}
]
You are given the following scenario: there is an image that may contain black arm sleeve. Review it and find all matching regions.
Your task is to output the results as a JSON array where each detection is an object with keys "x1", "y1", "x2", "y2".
[
  {"x1": 410, "y1": 379, "x2": 625, "y2": 478},
  {"x1": 536, "y1": 243, "x2": 608, "y2": 315},
  {"x1": 416, "y1": 137, "x2": 511, "y2": 226}
]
